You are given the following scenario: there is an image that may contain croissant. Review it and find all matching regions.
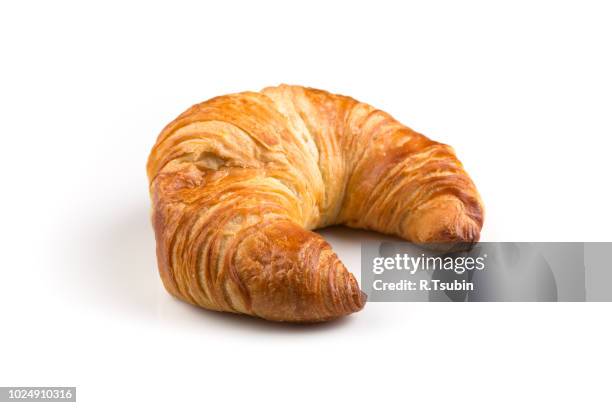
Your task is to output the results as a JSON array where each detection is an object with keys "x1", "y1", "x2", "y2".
[{"x1": 147, "y1": 85, "x2": 484, "y2": 322}]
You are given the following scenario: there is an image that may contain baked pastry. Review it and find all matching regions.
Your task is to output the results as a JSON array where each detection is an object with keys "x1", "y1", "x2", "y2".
[{"x1": 147, "y1": 85, "x2": 484, "y2": 322}]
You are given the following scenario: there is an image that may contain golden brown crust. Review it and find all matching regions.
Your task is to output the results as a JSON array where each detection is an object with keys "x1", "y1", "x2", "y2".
[{"x1": 146, "y1": 85, "x2": 484, "y2": 322}]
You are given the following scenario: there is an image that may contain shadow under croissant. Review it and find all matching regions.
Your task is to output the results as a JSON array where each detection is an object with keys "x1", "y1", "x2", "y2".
[
  {"x1": 82, "y1": 202, "x2": 366, "y2": 332},
  {"x1": 168, "y1": 297, "x2": 359, "y2": 332},
  {"x1": 73, "y1": 202, "x2": 159, "y2": 319}
]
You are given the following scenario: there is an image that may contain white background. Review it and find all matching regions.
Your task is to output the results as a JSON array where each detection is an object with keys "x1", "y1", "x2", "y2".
[{"x1": 1, "y1": 1, "x2": 611, "y2": 407}]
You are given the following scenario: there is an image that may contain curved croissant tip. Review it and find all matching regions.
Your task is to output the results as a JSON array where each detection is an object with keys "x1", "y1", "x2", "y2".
[
  {"x1": 347, "y1": 290, "x2": 367, "y2": 314},
  {"x1": 405, "y1": 195, "x2": 483, "y2": 249},
  {"x1": 311, "y1": 290, "x2": 367, "y2": 323},
  {"x1": 346, "y1": 282, "x2": 368, "y2": 315},
  {"x1": 357, "y1": 290, "x2": 368, "y2": 310},
  {"x1": 418, "y1": 220, "x2": 481, "y2": 253},
  {"x1": 322, "y1": 271, "x2": 367, "y2": 321}
]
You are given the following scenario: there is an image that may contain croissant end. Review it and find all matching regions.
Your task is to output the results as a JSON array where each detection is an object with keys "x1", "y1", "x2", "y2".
[
  {"x1": 232, "y1": 220, "x2": 367, "y2": 322},
  {"x1": 404, "y1": 195, "x2": 484, "y2": 251}
]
